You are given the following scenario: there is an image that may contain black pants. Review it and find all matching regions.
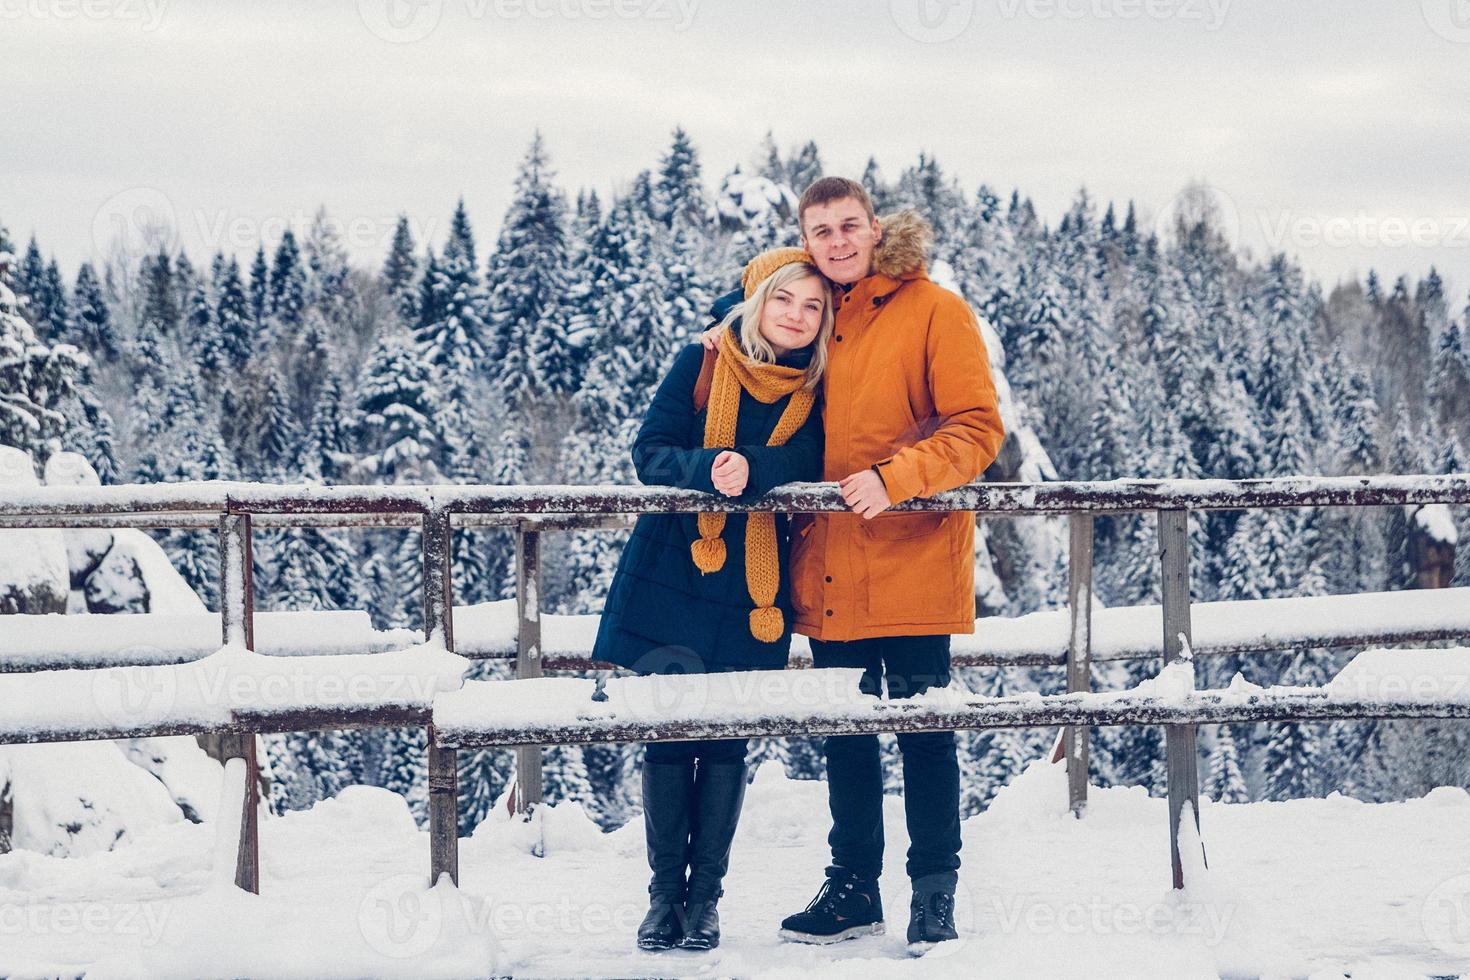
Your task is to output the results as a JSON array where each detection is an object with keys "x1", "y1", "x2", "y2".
[{"x1": 810, "y1": 633, "x2": 960, "y2": 889}]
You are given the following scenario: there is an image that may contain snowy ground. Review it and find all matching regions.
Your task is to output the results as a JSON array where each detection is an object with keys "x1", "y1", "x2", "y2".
[{"x1": 4, "y1": 758, "x2": 1470, "y2": 979}]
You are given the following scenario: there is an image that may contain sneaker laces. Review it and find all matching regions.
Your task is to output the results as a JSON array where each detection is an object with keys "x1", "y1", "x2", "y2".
[
  {"x1": 912, "y1": 891, "x2": 955, "y2": 931},
  {"x1": 804, "y1": 877, "x2": 858, "y2": 915}
]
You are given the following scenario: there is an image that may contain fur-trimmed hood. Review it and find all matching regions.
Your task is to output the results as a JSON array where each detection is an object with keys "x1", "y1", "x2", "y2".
[{"x1": 873, "y1": 209, "x2": 933, "y2": 280}]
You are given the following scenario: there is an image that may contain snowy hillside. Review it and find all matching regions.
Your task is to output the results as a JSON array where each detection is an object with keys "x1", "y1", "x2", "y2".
[{"x1": 4, "y1": 759, "x2": 1469, "y2": 977}]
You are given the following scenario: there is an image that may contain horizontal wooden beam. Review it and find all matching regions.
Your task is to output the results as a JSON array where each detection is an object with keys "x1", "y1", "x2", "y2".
[
  {"x1": 2, "y1": 474, "x2": 1465, "y2": 522},
  {"x1": 4, "y1": 683, "x2": 1467, "y2": 749},
  {"x1": 431, "y1": 690, "x2": 1470, "y2": 749}
]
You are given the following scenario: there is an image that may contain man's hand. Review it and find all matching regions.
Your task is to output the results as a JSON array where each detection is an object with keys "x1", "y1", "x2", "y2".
[
  {"x1": 711, "y1": 450, "x2": 749, "y2": 497},
  {"x1": 699, "y1": 324, "x2": 724, "y2": 351},
  {"x1": 839, "y1": 469, "x2": 892, "y2": 519}
]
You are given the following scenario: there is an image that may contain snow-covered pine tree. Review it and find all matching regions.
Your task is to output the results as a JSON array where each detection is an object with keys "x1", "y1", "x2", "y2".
[
  {"x1": 139, "y1": 248, "x2": 179, "y2": 336},
  {"x1": 958, "y1": 668, "x2": 1033, "y2": 812},
  {"x1": 382, "y1": 214, "x2": 419, "y2": 328},
  {"x1": 35, "y1": 258, "x2": 72, "y2": 345},
  {"x1": 485, "y1": 135, "x2": 576, "y2": 450},
  {"x1": 188, "y1": 279, "x2": 226, "y2": 378},
  {"x1": 247, "y1": 245, "x2": 269, "y2": 333},
  {"x1": 15, "y1": 237, "x2": 47, "y2": 326},
  {"x1": 71, "y1": 262, "x2": 119, "y2": 364},
  {"x1": 304, "y1": 369, "x2": 354, "y2": 484},
  {"x1": 350, "y1": 330, "x2": 446, "y2": 484},
  {"x1": 267, "y1": 229, "x2": 307, "y2": 339},
  {"x1": 0, "y1": 246, "x2": 85, "y2": 464},
  {"x1": 1263, "y1": 649, "x2": 1333, "y2": 799},
  {"x1": 652, "y1": 126, "x2": 711, "y2": 230},
  {"x1": 1203, "y1": 724, "x2": 1249, "y2": 803},
  {"x1": 214, "y1": 256, "x2": 252, "y2": 369},
  {"x1": 786, "y1": 140, "x2": 823, "y2": 197}
]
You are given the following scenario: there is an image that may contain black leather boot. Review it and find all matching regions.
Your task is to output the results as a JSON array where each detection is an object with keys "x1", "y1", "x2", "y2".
[
  {"x1": 678, "y1": 761, "x2": 747, "y2": 950},
  {"x1": 636, "y1": 761, "x2": 695, "y2": 951}
]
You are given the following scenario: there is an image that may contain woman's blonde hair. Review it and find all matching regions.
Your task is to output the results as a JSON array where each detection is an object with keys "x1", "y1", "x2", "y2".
[{"x1": 717, "y1": 262, "x2": 834, "y2": 391}]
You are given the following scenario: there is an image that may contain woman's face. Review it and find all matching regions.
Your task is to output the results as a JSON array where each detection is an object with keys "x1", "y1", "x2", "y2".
[{"x1": 757, "y1": 274, "x2": 827, "y2": 355}]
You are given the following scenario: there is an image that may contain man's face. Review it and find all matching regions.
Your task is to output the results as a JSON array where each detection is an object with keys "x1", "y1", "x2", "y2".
[{"x1": 800, "y1": 198, "x2": 882, "y2": 285}]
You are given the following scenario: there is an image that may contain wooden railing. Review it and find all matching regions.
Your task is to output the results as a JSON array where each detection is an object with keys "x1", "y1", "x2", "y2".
[{"x1": 1, "y1": 473, "x2": 1467, "y2": 895}]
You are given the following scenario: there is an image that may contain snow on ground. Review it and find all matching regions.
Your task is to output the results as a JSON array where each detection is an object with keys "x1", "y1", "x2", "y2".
[{"x1": 5, "y1": 760, "x2": 1470, "y2": 978}]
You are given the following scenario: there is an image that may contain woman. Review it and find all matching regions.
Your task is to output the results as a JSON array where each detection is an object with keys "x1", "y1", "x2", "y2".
[{"x1": 591, "y1": 248, "x2": 834, "y2": 952}]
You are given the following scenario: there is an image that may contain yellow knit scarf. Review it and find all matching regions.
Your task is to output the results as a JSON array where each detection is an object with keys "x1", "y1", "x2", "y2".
[{"x1": 691, "y1": 329, "x2": 816, "y2": 642}]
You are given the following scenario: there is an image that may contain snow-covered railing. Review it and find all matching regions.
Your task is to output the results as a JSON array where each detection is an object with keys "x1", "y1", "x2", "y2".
[
  {"x1": 431, "y1": 654, "x2": 1470, "y2": 748},
  {"x1": 1, "y1": 473, "x2": 1466, "y2": 895},
  {"x1": 1, "y1": 473, "x2": 1466, "y2": 519},
  {"x1": 0, "y1": 610, "x2": 418, "y2": 672},
  {"x1": 9, "y1": 588, "x2": 1468, "y2": 673}
]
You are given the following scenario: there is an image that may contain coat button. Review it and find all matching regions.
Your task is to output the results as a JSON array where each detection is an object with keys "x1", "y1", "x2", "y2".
[
  {"x1": 835, "y1": 335, "x2": 843, "y2": 342},
  {"x1": 825, "y1": 576, "x2": 832, "y2": 583},
  {"x1": 825, "y1": 609, "x2": 833, "y2": 617}
]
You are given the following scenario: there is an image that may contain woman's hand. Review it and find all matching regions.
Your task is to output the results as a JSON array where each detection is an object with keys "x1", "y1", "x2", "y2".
[
  {"x1": 711, "y1": 450, "x2": 749, "y2": 496},
  {"x1": 699, "y1": 324, "x2": 724, "y2": 351}
]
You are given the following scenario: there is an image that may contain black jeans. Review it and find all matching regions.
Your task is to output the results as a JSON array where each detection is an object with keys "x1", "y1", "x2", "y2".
[{"x1": 810, "y1": 634, "x2": 960, "y2": 890}]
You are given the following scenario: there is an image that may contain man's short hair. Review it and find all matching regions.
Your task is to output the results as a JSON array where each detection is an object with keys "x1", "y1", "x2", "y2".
[{"x1": 798, "y1": 177, "x2": 875, "y2": 228}]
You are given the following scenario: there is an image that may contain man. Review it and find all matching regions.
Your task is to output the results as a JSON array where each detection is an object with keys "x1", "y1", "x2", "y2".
[{"x1": 706, "y1": 176, "x2": 1005, "y2": 951}]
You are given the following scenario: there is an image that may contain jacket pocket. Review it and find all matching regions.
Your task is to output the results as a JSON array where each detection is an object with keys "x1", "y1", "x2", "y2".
[{"x1": 860, "y1": 512, "x2": 960, "y2": 624}]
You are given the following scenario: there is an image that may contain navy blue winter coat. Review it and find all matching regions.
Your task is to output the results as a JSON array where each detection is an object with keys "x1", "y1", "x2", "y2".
[{"x1": 591, "y1": 341, "x2": 825, "y2": 674}]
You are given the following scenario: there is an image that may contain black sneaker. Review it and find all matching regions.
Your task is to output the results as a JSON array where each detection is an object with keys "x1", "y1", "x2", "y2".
[
  {"x1": 778, "y1": 872, "x2": 885, "y2": 944},
  {"x1": 906, "y1": 888, "x2": 958, "y2": 953}
]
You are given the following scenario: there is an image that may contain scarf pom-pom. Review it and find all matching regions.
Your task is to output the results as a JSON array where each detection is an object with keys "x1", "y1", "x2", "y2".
[
  {"x1": 749, "y1": 606, "x2": 784, "y2": 643},
  {"x1": 691, "y1": 537, "x2": 726, "y2": 573}
]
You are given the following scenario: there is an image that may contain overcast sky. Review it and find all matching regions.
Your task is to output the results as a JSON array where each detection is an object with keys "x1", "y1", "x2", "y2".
[{"x1": 4, "y1": 0, "x2": 1469, "y2": 300}]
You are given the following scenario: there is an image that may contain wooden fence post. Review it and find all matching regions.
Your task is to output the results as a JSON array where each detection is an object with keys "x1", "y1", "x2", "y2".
[
  {"x1": 424, "y1": 507, "x2": 459, "y2": 887},
  {"x1": 1065, "y1": 513, "x2": 1094, "y2": 816},
  {"x1": 0, "y1": 776, "x2": 12, "y2": 854},
  {"x1": 515, "y1": 525, "x2": 545, "y2": 822},
  {"x1": 218, "y1": 510, "x2": 259, "y2": 894},
  {"x1": 1159, "y1": 507, "x2": 1204, "y2": 889}
]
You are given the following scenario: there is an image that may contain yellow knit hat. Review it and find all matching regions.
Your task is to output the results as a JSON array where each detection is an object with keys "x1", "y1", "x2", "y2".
[{"x1": 741, "y1": 247, "x2": 815, "y2": 299}]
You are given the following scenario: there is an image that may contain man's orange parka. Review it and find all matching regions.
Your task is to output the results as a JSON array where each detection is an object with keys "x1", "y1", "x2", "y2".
[{"x1": 791, "y1": 210, "x2": 1006, "y2": 641}]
